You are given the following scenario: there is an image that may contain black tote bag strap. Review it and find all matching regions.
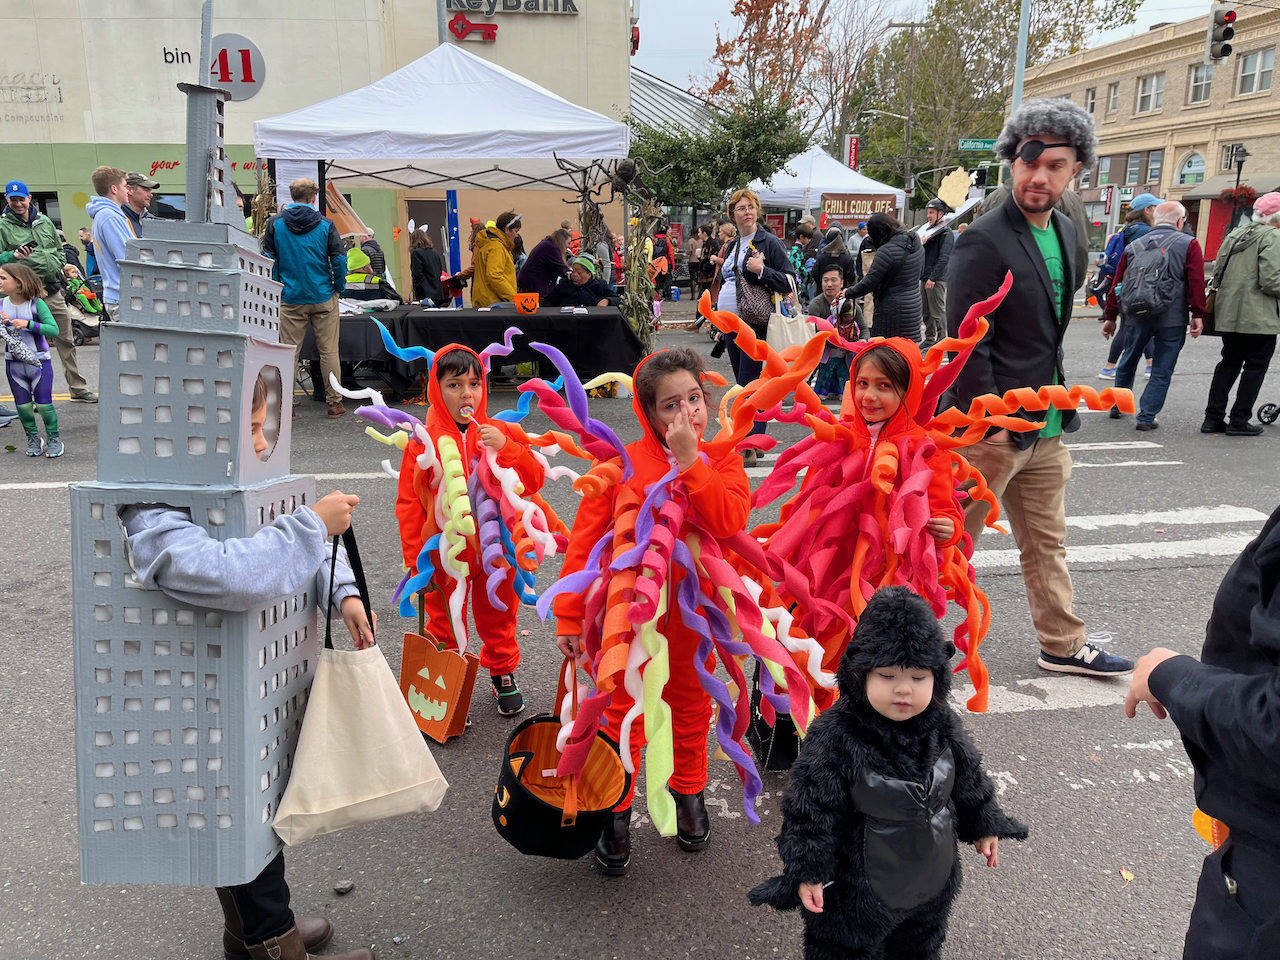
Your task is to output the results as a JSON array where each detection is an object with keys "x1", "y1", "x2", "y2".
[{"x1": 324, "y1": 527, "x2": 375, "y2": 650}]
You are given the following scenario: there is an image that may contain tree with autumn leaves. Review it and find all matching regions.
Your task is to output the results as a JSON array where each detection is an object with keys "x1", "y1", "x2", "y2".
[{"x1": 630, "y1": 0, "x2": 1144, "y2": 208}]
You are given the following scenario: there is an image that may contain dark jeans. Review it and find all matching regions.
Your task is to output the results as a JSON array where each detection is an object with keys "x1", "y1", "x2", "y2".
[
  {"x1": 1206, "y1": 332, "x2": 1278, "y2": 424},
  {"x1": 227, "y1": 851, "x2": 294, "y2": 944},
  {"x1": 1184, "y1": 838, "x2": 1280, "y2": 959},
  {"x1": 725, "y1": 330, "x2": 768, "y2": 437},
  {"x1": 1116, "y1": 324, "x2": 1186, "y2": 423},
  {"x1": 655, "y1": 272, "x2": 672, "y2": 301},
  {"x1": 1108, "y1": 322, "x2": 1155, "y2": 364}
]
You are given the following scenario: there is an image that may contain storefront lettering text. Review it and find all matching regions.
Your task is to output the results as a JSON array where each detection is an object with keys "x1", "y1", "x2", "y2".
[{"x1": 446, "y1": 0, "x2": 579, "y2": 14}]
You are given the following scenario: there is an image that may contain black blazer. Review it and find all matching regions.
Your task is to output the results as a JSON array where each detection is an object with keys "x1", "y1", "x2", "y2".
[{"x1": 943, "y1": 200, "x2": 1079, "y2": 449}]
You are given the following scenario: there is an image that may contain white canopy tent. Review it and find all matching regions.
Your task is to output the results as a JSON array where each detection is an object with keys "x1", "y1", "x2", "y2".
[
  {"x1": 252, "y1": 44, "x2": 630, "y2": 191},
  {"x1": 749, "y1": 146, "x2": 905, "y2": 212}
]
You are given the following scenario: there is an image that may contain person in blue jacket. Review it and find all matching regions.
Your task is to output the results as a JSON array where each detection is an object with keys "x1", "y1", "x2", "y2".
[{"x1": 261, "y1": 178, "x2": 347, "y2": 420}]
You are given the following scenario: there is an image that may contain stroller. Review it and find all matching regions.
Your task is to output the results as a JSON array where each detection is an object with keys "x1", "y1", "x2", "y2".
[{"x1": 66, "y1": 275, "x2": 104, "y2": 346}]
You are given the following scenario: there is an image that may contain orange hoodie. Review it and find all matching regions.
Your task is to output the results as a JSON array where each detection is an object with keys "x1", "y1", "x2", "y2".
[
  {"x1": 835, "y1": 336, "x2": 965, "y2": 547},
  {"x1": 395, "y1": 343, "x2": 546, "y2": 574},
  {"x1": 553, "y1": 352, "x2": 751, "y2": 637}
]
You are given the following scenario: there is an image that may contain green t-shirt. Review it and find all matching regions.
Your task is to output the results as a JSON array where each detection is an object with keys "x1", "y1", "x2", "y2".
[{"x1": 1029, "y1": 220, "x2": 1068, "y2": 439}]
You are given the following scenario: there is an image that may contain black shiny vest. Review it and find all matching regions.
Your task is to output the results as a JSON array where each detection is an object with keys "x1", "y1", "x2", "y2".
[{"x1": 852, "y1": 746, "x2": 957, "y2": 910}]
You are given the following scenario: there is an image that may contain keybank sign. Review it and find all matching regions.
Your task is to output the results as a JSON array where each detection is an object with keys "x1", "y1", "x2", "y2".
[{"x1": 446, "y1": 0, "x2": 580, "y2": 12}]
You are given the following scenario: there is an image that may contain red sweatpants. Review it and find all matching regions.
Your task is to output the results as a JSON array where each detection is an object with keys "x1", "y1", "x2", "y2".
[
  {"x1": 600, "y1": 622, "x2": 715, "y2": 810},
  {"x1": 420, "y1": 564, "x2": 521, "y2": 676}
]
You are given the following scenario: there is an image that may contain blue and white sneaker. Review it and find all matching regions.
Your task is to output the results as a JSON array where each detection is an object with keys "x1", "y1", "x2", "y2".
[
  {"x1": 1098, "y1": 365, "x2": 1116, "y2": 380},
  {"x1": 1038, "y1": 639, "x2": 1133, "y2": 677}
]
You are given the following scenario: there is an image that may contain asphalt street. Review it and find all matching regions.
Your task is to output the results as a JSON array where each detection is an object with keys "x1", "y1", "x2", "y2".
[{"x1": 2, "y1": 305, "x2": 1278, "y2": 960}]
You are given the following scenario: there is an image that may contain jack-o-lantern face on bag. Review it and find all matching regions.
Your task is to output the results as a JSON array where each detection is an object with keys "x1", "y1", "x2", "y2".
[
  {"x1": 399, "y1": 632, "x2": 480, "y2": 743},
  {"x1": 515, "y1": 292, "x2": 539, "y2": 314}
]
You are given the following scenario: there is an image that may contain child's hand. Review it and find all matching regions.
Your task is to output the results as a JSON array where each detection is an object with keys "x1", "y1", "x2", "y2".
[
  {"x1": 314, "y1": 490, "x2": 360, "y2": 536},
  {"x1": 666, "y1": 400, "x2": 700, "y2": 470},
  {"x1": 556, "y1": 634, "x2": 582, "y2": 658},
  {"x1": 478, "y1": 423, "x2": 508, "y2": 451},
  {"x1": 926, "y1": 517, "x2": 954, "y2": 543},
  {"x1": 974, "y1": 836, "x2": 999, "y2": 867},
  {"x1": 341, "y1": 596, "x2": 377, "y2": 649},
  {"x1": 799, "y1": 882, "x2": 825, "y2": 913}
]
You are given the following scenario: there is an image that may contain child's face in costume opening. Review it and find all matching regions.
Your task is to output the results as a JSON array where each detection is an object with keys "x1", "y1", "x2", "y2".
[
  {"x1": 439, "y1": 367, "x2": 483, "y2": 424},
  {"x1": 250, "y1": 401, "x2": 269, "y2": 457},
  {"x1": 865, "y1": 666, "x2": 935, "y2": 721},
  {"x1": 854, "y1": 356, "x2": 903, "y2": 424},
  {"x1": 647, "y1": 370, "x2": 706, "y2": 442}
]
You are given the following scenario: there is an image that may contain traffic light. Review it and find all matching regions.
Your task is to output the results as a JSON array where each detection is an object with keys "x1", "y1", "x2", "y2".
[{"x1": 1207, "y1": 2, "x2": 1236, "y2": 62}]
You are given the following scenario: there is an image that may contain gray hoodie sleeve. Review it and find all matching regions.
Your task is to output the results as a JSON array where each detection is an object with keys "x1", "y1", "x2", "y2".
[{"x1": 120, "y1": 504, "x2": 358, "y2": 616}]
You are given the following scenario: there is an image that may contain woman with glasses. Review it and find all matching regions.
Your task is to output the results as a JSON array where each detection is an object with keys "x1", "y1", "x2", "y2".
[
  {"x1": 472, "y1": 211, "x2": 522, "y2": 308},
  {"x1": 713, "y1": 189, "x2": 796, "y2": 465}
]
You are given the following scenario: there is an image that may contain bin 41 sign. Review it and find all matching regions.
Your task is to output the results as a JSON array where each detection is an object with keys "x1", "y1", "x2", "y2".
[
  {"x1": 209, "y1": 34, "x2": 265, "y2": 101},
  {"x1": 446, "y1": 0, "x2": 580, "y2": 12}
]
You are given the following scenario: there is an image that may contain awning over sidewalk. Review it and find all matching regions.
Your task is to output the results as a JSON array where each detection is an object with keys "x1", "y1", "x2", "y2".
[{"x1": 1181, "y1": 171, "x2": 1280, "y2": 200}]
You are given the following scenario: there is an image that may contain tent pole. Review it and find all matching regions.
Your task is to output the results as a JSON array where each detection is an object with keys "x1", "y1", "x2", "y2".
[{"x1": 447, "y1": 189, "x2": 462, "y2": 307}]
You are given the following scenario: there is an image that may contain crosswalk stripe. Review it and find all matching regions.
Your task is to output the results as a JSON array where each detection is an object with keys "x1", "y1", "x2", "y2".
[
  {"x1": 972, "y1": 534, "x2": 1256, "y2": 569},
  {"x1": 1065, "y1": 440, "x2": 1161, "y2": 450},
  {"x1": 952, "y1": 675, "x2": 1127, "y2": 715},
  {"x1": 1072, "y1": 460, "x2": 1183, "y2": 469},
  {"x1": 1066, "y1": 505, "x2": 1268, "y2": 530}
]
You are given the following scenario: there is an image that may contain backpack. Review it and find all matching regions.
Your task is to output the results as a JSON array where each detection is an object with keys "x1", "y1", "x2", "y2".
[
  {"x1": 1118, "y1": 233, "x2": 1185, "y2": 321},
  {"x1": 653, "y1": 236, "x2": 670, "y2": 263},
  {"x1": 1099, "y1": 231, "x2": 1126, "y2": 278}
]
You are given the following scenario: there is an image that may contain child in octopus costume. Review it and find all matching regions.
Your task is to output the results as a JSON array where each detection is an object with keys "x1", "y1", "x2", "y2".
[
  {"x1": 346, "y1": 324, "x2": 566, "y2": 717},
  {"x1": 698, "y1": 277, "x2": 1134, "y2": 712},
  {"x1": 528, "y1": 344, "x2": 834, "y2": 878}
]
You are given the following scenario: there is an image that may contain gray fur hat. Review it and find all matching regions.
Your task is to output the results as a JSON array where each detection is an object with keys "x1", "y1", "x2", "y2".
[{"x1": 994, "y1": 98, "x2": 1098, "y2": 170}]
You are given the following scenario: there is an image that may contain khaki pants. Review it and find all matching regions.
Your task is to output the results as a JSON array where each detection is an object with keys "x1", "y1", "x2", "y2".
[
  {"x1": 860, "y1": 248, "x2": 876, "y2": 332},
  {"x1": 43, "y1": 292, "x2": 88, "y2": 394},
  {"x1": 961, "y1": 434, "x2": 1086, "y2": 658},
  {"x1": 279, "y1": 296, "x2": 341, "y2": 405},
  {"x1": 921, "y1": 279, "x2": 947, "y2": 348}
]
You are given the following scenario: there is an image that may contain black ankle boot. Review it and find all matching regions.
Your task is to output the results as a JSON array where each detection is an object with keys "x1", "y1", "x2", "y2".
[
  {"x1": 595, "y1": 809, "x2": 632, "y2": 876},
  {"x1": 670, "y1": 788, "x2": 711, "y2": 852}
]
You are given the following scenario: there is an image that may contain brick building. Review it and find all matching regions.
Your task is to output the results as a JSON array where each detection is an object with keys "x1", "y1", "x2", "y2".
[{"x1": 1023, "y1": 7, "x2": 1280, "y2": 257}]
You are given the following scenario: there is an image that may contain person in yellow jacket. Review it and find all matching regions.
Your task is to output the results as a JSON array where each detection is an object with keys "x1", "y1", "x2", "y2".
[{"x1": 471, "y1": 212, "x2": 521, "y2": 307}]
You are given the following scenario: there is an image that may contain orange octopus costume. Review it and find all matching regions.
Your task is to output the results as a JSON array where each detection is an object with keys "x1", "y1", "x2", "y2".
[
  {"x1": 699, "y1": 276, "x2": 1135, "y2": 712},
  {"x1": 552, "y1": 352, "x2": 753, "y2": 811},
  {"x1": 394, "y1": 343, "x2": 551, "y2": 675}
]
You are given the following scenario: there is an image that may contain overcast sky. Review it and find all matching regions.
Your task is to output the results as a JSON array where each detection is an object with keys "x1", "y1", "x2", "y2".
[{"x1": 631, "y1": 0, "x2": 1215, "y2": 92}]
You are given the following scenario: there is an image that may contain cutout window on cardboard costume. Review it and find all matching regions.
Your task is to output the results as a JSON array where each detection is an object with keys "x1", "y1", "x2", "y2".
[{"x1": 256, "y1": 366, "x2": 283, "y2": 462}]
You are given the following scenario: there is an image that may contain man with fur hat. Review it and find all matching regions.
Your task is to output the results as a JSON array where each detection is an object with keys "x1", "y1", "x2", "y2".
[{"x1": 749, "y1": 586, "x2": 1028, "y2": 960}]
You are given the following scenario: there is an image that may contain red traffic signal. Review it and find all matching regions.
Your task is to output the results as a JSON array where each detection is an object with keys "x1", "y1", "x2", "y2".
[{"x1": 1208, "y1": 3, "x2": 1237, "y2": 60}]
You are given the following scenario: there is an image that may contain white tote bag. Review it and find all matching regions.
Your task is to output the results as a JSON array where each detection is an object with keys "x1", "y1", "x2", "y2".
[
  {"x1": 766, "y1": 275, "x2": 817, "y2": 354},
  {"x1": 274, "y1": 530, "x2": 448, "y2": 845}
]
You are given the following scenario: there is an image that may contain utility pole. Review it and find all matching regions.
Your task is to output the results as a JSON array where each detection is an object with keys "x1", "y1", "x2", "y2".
[
  {"x1": 1009, "y1": 0, "x2": 1031, "y2": 113},
  {"x1": 889, "y1": 21, "x2": 926, "y2": 225}
]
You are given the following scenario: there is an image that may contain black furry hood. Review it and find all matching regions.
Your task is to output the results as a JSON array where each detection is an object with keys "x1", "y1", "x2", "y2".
[{"x1": 837, "y1": 586, "x2": 955, "y2": 727}]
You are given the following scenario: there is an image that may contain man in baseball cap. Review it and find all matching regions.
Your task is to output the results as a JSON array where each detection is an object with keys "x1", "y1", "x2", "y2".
[
  {"x1": 122, "y1": 172, "x2": 160, "y2": 234},
  {"x1": 1128, "y1": 193, "x2": 1163, "y2": 213}
]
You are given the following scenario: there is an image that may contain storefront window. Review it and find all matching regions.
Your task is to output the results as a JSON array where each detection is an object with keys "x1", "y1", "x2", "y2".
[
  {"x1": 1107, "y1": 83, "x2": 1120, "y2": 111},
  {"x1": 1178, "y1": 153, "x2": 1206, "y2": 185},
  {"x1": 148, "y1": 195, "x2": 188, "y2": 220}
]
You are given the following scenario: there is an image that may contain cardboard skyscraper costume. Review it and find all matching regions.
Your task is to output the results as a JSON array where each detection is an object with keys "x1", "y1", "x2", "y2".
[{"x1": 71, "y1": 35, "x2": 316, "y2": 886}]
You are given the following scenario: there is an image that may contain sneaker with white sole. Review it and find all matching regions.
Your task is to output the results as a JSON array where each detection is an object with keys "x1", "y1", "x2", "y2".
[
  {"x1": 491, "y1": 673, "x2": 525, "y2": 716},
  {"x1": 1038, "y1": 641, "x2": 1134, "y2": 677},
  {"x1": 25, "y1": 433, "x2": 45, "y2": 457},
  {"x1": 45, "y1": 436, "x2": 64, "y2": 458},
  {"x1": 1143, "y1": 364, "x2": 1152, "y2": 379},
  {"x1": 1097, "y1": 366, "x2": 1116, "y2": 380}
]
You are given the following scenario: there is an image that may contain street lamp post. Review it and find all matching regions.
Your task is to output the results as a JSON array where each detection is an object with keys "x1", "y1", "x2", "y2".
[
  {"x1": 888, "y1": 21, "x2": 926, "y2": 225},
  {"x1": 1235, "y1": 145, "x2": 1251, "y2": 190}
]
